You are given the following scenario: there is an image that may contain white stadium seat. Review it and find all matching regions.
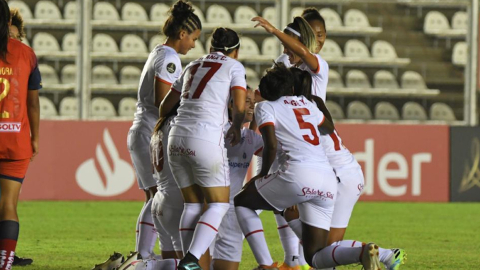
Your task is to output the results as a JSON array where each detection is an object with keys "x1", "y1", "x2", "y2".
[
  {"x1": 118, "y1": 97, "x2": 137, "y2": 118},
  {"x1": 320, "y1": 39, "x2": 343, "y2": 58},
  {"x1": 239, "y1": 37, "x2": 260, "y2": 57},
  {"x1": 401, "y1": 71, "x2": 427, "y2": 89},
  {"x1": 64, "y1": 1, "x2": 77, "y2": 20},
  {"x1": 92, "y1": 34, "x2": 119, "y2": 53},
  {"x1": 430, "y1": 102, "x2": 456, "y2": 121},
  {"x1": 320, "y1": 8, "x2": 343, "y2": 27},
  {"x1": 424, "y1": 11, "x2": 450, "y2": 34},
  {"x1": 120, "y1": 66, "x2": 141, "y2": 85},
  {"x1": 34, "y1": 1, "x2": 62, "y2": 19},
  {"x1": 262, "y1": 7, "x2": 278, "y2": 27},
  {"x1": 120, "y1": 34, "x2": 147, "y2": 53},
  {"x1": 149, "y1": 35, "x2": 166, "y2": 51},
  {"x1": 190, "y1": 41, "x2": 206, "y2": 56},
  {"x1": 452, "y1": 41, "x2": 467, "y2": 66},
  {"x1": 33, "y1": 32, "x2": 60, "y2": 52},
  {"x1": 402, "y1": 102, "x2": 428, "y2": 121},
  {"x1": 39, "y1": 64, "x2": 59, "y2": 85},
  {"x1": 92, "y1": 65, "x2": 117, "y2": 85},
  {"x1": 8, "y1": 1, "x2": 33, "y2": 19},
  {"x1": 150, "y1": 3, "x2": 169, "y2": 22},
  {"x1": 206, "y1": 5, "x2": 232, "y2": 24},
  {"x1": 262, "y1": 37, "x2": 280, "y2": 58},
  {"x1": 122, "y1": 2, "x2": 148, "y2": 21},
  {"x1": 347, "y1": 101, "x2": 372, "y2": 120},
  {"x1": 375, "y1": 102, "x2": 400, "y2": 120},
  {"x1": 373, "y1": 70, "x2": 398, "y2": 89},
  {"x1": 346, "y1": 69, "x2": 370, "y2": 88},
  {"x1": 372, "y1": 40, "x2": 398, "y2": 60},
  {"x1": 191, "y1": 5, "x2": 205, "y2": 25},
  {"x1": 452, "y1": 11, "x2": 468, "y2": 30},
  {"x1": 344, "y1": 9, "x2": 371, "y2": 27},
  {"x1": 22, "y1": 38, "x2": 30, "y2": 47},
  {"x1": 59, "y1": 97, "x2": 78, "y2": 117},
  {"x1": 290, "y1": 7, "x2": 304, "y2": 19},
  {"x1": 325, "y1": 100, "x2": 345, "y2": 119},
  {"x1": 91, "y1": 97, "x2": 116, "y2": 117},
  {"x1": 39, "y1": 96, "x2": 58, "y2": 117},
  {"x1": 245, "y1": 68, "x2": 259, "y2": 90},
  {"x1": 328, "y1": 70, "x2": 344, "y2": 88},
  {"x1": 62, "y1": 33, "x2": 77, "y2": 52},
  {"x1": 61, "y1": 64, "x2": 77, "y2": 84},
  {"x1": 93, "y1": 2, "x2": 119, "y2": 21},
  {"x1": 344, "y1": 39, "x2": 370, "y2": 59},
  {"x1": 234, "y1": 6, "x2": 257, "y2": 24}
]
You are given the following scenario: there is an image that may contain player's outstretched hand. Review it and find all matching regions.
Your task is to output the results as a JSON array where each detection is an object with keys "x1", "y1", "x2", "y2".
[
  {"x1": 226, "y1": 125, "x2": 241, "y2": 146},
  {"x1": 252, "y1": 16, "x2": 276, "y2": 34}
]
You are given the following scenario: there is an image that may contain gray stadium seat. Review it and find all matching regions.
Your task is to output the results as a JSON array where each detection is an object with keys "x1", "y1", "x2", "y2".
[
  {"x1": 374, "y1": 70, "x2": 398, "y2": 89},
  {"x1": 150, "y1": 3, "x2": 169, "y2": 22},
  {"x1": 401, "y1": 71, "x2": 427, "y2": 89},
  {"x1": 347, "y1": 101, "x2": 372, "y2": 120},
  {"x1": 375, "y1": 102, "x2": 400, "y2": 120},
  {"x1": 34, "y1": 1, "x2": 62, "y2": 19},
  {"x1": 325, "y1": 100, "x2": 344, "y2": 120},
  {"x1": 320, "y1": 8, "x2": 343, "y2": 27},
  {"x1": 372, "y1": 40, "x2": 399, "y2": 60},
  {"x1": 424, "y1": 11, "x2": 450, "y2": 34},
  {"x1": 93, "y1": 34, "x2": 119, "y2": 53},
  {"x1": 149, "y1": 35, "x2": 166, "y2": 51},
  {"x1": 206, "y1": 5, "x2": 232, "y2": 24},
  {"x1": 320, "y1": 40, "x2": 343, "y2": 58},
  {"x1": 346, "y1": 70, "x2": 370, "y2": 88},
  {"x1": 93, "y1": 2, "x2": 119, "y2": 21},
  {"x1": 402, "y1": 102, "x2": 428, "y2": 121},
  {"x1": 61, "y1": 64, "x2": 77, "y2": 84},
  {"x1": 290, "y1": 7, "x2": 304, "y2": 19},
  {"x1": 118, "y1": 97, "x2": 137, "y2": 118},
  {"x1": 452, "y1": 41, "x2": 467, "y2": 66},
  {"x1": 92, "y1": 65, "x2": 117, "y2": 85},
  {"x1": 234, "y1": 6, "x2": 257, "y2": 24},
  {"x1": 39, "y1": 64, "x2": 59, "y2": 85},
  {"x1": 120, "y1": 34, "x2": 147, "y2": 53},
  {"x1": 239, "y1": 37, "x2": 260, "y2": 57},
  {"x1": 59, "y1": 97, "x2": 78, "y2": 117},
  {"x1": 120, "y1": 66, "x2": 141, "y2": 85},
  {"x1": 8, "y1": 1, "x2": 33, "y2": 19},
  {"x1": 33, "y1": 32, "x2": 60, "y2": 52},
  {"x1": 262, "y1": 37, "x2": 280, "y2": 58},
  {"x1": 344, "y1": 9, "x2": 371, "y2": 27},
  {"x1": 191, "y1": 5, "x2": 205, "y2": 25},
  {"x1": 122, "y1": 2, "x2": 148, "y2": 21},
  {"x1": 91, "y1": 97, "x2": 116, "y2": 117},
  {"x1": 62, "y1": 33, "x2": 77, "y2": 52},
  {"x1": 430, "y1": 102, "x2": 456, "y2": 121},
  {"x1": 328, "y1": 70, "x2": 344, "y2": 88},
  {"x1": 452, "y1": 11, "x2": 468, "y2": 30},
  {"x1": 245, "y1": 68, "x2": 259, "y2": 90},
  {"x1": 189, "y1": 41, "x2": 206, "y2": 56},
  {"x1": 262, "y1": 7, "x2": 278, "y2": 27},
  {"x1": 39, "y1": 96, "x2": 58, "y2": 117},
  {"x1": 344, "y1": 39, "x2": 370, "y2": 59},
  {"x1": 64, "y1": 1, "x2": 77, "y2": 20}
]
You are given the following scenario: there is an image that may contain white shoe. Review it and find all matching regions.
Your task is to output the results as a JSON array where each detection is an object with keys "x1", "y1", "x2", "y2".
[
  {"x1": 92, "y1": 252, "x2": 124, "y2": 270},
  {"x1": 360, "y1": 243, "x2": 382, "y2": 270},
  {"x1": 114, "y1": 251, "x2": 141, "y2": 270}
]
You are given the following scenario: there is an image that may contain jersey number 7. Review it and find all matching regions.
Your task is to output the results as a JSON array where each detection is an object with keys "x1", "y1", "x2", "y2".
[
  {"x1": 293, "y1": 108, "x2": 320, "y2": 146},
  {"x1": 188, "y1": 62, "x2": 223, "y2": 99}
]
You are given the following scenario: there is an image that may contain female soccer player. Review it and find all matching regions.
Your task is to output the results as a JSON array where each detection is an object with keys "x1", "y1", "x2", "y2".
[
  {"x1": 235, "y1": 64, "x2": 382, "y2": 270},
  {"x1": 127, "y1": 0, "x2": 201, "y2": 260},
  {"x1": 160, "y1": 27, "x2": 247, "y2": 270},
  {"x1": 0, "y1": 1, "x2": 41, "y2": 270}
]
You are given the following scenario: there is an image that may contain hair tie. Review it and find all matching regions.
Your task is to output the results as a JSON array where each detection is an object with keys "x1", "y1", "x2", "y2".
[
  {"x1": 212, "y1": 41, "x2": 240, "y2": 51},
  {"x1": 285, "y1": 27, "x2": 301, "y2": 37}
]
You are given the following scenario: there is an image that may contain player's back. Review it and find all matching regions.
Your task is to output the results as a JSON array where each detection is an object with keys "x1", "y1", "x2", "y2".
[{"x1": 170, "y1": 52, "x2": 246, "y2": 145}]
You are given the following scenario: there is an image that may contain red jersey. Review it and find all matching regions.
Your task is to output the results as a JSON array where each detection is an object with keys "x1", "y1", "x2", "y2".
[{"x1": 0, "y1": 38, "x2": 42, "y2": 160}]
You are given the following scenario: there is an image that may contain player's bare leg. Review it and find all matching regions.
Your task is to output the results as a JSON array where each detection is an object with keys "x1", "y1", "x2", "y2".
[{"x1": 213, "y1": 259, "x2": 239, "y2": 270}]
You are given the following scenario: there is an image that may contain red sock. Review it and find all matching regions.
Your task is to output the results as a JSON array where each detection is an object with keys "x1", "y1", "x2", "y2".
[{"x1": 0, "y1": 220, "x2": 19, "y2": 270}]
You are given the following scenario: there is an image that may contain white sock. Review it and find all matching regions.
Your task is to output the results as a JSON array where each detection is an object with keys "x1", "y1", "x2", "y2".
[
  {"x1": 275, "y1": 214, "x2": 299, "y2": 266},
  {"x1": 137, "y1": 199, "x2": 157, "y2": 259},
  {"x1": 298, "y1": 241, "x2": 308, "y2": 266},
  {"x1": 145, "y1": 258, "x2": 179, "y2": 270},
  {"x1": 287, "y1": 218, "x2": 302, "y2": 239},
  {"x1": 331, "y1": 240, "x2": 392, "y2": 264},
  {"x1": 136, "y1": 202, "x2": 146, "y2": 250},
  {"x1": 179, "y1": 203, "x2": 203, "y2": 255},
  {"x1": 312, "y1": 245, "x2": 363, "y2": 268},
  {"x1": 235, "y1": 206, "x2": 274, "y2": 266},
  {"x1": 188, "y1": 203, "x2": 230, "y2": 259}
]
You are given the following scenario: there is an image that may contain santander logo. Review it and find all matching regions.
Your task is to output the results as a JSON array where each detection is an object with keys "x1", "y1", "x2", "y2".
[{"x1": 76, "y1": 129, "x2": 135, "y2": 197}]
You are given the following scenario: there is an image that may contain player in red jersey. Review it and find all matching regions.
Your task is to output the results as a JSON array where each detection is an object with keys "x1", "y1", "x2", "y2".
[{"x1": 0, "y1": 1, "x2": 41, "y2": 270}]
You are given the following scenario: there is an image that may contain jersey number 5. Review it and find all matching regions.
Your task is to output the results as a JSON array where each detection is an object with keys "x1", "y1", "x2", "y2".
[
  {"x1": 0, "y1": 78, "x2": 11, "y2": 119},
  {"x1": 293, "y1": 108, "x2": 320, "y2": 146},
  {"x1": 188, "y1": 62, "x2": 222, "y2": 99}
]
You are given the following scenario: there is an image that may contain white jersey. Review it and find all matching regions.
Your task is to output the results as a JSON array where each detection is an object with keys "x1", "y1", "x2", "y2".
[
  {"x1": 130, "y1": 45, "x2": 182, "y2": 135},
  {"x1": 170, "y1": 52, "x2": 247, "y2": 145},
  {"x1": 255, "y1": 96, "x2": 330, "y2": 169},
  {"x1": 224, "y1": 123, "x2": 263, "y2": 203}
]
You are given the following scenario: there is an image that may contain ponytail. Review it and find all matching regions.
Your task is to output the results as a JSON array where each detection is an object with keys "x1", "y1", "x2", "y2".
[{"x1": 284, "y1": 17, "x2": 317, "y2": 54}]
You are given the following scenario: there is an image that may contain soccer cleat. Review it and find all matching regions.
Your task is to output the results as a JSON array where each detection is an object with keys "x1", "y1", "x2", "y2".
[
  {"x1": 278, "y1": 262, "x2": 301, "y2": 270},
  {"x1": 384, "y1": 249, "x2": 406, "y2": 270},
  {"x1": 113, "y1": 251, "x2": 141, "y2": 270},
  {"x1": 360, "y1": 243, "x2": 382, "y2": 270},
  {"x1": 177, "y1": 252, "x2": 202, "y2": 270},
  {"x1": 12, "y1": 255, "x2": 33, "y2": 266},
  {"x1": 92, "y1": 252, "x2": 124, "y2": 270},
  {"x1": 252, "y1": 262, "x2": 279, "y2": 270}
]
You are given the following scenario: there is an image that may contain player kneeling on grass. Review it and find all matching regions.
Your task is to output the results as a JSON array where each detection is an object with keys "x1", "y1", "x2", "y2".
[{"x1": 234, "y1": 64, "x2": 382, "y2": 270}]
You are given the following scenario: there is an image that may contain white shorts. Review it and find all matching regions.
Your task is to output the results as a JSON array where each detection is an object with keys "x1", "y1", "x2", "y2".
[
  {"x1": 127, "y1": 130, "x2": 156, "y2": 190},
  {"x1": 213, "y1": 205, "x2": 243, "y2": 262},
  {"x1": 151, "y1": 191, "x2": 184, "y2": 252},
  {"x1": 331, "y1": 165, "x2": 364, "y2": 228},
  {"x1": 168, "y1": 136, "x2": 230, "y2": 188},
  {"x1": 256, "y1": 164, "x2": 337, "y2": 230}
]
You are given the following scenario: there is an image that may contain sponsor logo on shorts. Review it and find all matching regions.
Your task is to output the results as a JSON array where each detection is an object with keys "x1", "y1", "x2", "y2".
[
  {"x1": 169, "y1": 145, "x2": 196, "y2": 157},
  {"x1": 298, "y1": 187, "x2": 334, "y2": 200},
  {"x1": 229, "y1": 161, "x2": 250, "y2": 168},
  {"x1": 0, "y1": 250, "x2": 14, "y2": 269},
  {"x1": 357, "y1": 183, "x2": 364, "y2": 196},
  {"x1": 0, "y1": 122, "x2": 21, "y2": 132}
]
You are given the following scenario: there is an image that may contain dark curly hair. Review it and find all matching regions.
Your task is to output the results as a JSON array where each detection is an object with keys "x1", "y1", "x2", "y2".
[
  {"x1": 258, "y1": 63, "x2": 294, "y2": 101},
  {"x1": 289, "y1": 67, "x2": 312, "y2": 101},
  {"x1": 10, "y1": 8, "x2": 25, "y2": 41},
  {"x1": 0, "y1": 0, "x2": 10, "y2": 63}
]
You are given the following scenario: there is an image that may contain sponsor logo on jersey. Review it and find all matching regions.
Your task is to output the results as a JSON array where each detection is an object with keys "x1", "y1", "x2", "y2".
[
  {"x1": 0, "y1": 122, "x2": 21, "y2": 132},
  {"x1": 229, "y1": 161, "x2": 250, "y2": 168},
  {"x1": 166, "y1": 63, "x2": 176, "y2": 73},
  {"x1": 76, "y1": 129, "x2": 135, "y2": 197}
]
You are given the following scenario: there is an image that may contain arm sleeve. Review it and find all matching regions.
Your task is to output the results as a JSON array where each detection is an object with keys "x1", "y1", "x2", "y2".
[
  {"x1": 154, "y1": 52, "x2": 182, "y2": 86},
  {"x1": 171, "y1": 64, "x2": 189, "y2": 93},
  {"x1": 28, "y1": 53, "x2": 42, "y2": 90},
  {"x1": 255, "y1": 102, "x2": 275, "y2": 129},
  {"x1": 230, "y1": 62, "x2": 247, "y2": 91}
]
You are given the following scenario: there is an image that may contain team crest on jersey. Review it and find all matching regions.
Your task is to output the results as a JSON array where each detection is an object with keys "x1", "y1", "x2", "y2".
[{"x1": 166, "y1": 63, "x2": 176, "y2": 73}]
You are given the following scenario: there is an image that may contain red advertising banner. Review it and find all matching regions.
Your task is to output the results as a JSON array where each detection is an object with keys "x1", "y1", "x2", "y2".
[{"x1": 20, "y1": 121, "x2": 450, "y2": 202}]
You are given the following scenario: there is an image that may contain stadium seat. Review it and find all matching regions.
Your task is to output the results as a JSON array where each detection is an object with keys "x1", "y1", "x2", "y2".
[
  {"x1": 190, "y1": 41, "x2": 206, "y2": 56},
  {"x1": 372, "y1": 40, "x2": 398, "y2": 60},
  {"x1": 430, "y1": 102, "x2": 456, "y2": 121},
  {"x1": 424, "y1": 11, "x2": 450, "y2": 34},
  {"x1": 62, "y1": 33, "x2": 77, "y2": 52},
  {"x1": 245, "y1": 68, "x2": 259, "y2": 90},
  {"x1": 150, "y1": 3, "x2": 169, "y2": 22},
  {"x1": 206, "y1": 5, "x2": 232, "y2": 24},
  {"x1": 32, "y1": 32, "x2": 60, "y2": 52},
  {"x1": 64, "y1": 1, "x2": 77, "y2": 20},
  {"x1": 149, "y1": 35, "x2": 166, "y2": 51},
  {"x1": 346, "y1": 70, "x2": 370, "y2": 88},
  {"x1": 39, "y1": 96, "x2": 58, "y2": 117},
  {"x1": 325, "y1": 100, "x2": 345, "y2": 119},
  {"x1": 452, "y1": 11, "x2": 468, "y2": 30},
  {"x1": 191, "y1": 5, "x2": 206, "y2": 25},
  {"x1": 401, "y1": 71, "x2": 427, "y2": 89},
  {"x1": 374, "y1": 70, "x2": 398, "y2": 89},
  {"x1": 347, "y1": 101, "x2": 372, "y2": 120},
  {"x1": 320, "y1": 8, "x2": 343, "y2": 27},
  {"x1": 91, "y1": 97, "x2": 116, "y2": 117},
  {"x1": 374, "y1": 102, "x2": 400, "y2": 120},
  {"x1": 344, "y1": 9, "x2": 371, "y2": 27},
  {"x1": 92, "y1": 65, "x2": 117, "y2": 85},
  {"x1": 34, "y1": 1, "x2": 62, "y2": 19},
  {"x1": 452, "y1": 41, "x2": 467, "y2": 66},
  {"x1": 262, "y1": 37, "x2": 279, "y2": 58},
  {"x1": 120, "y1": 65, "x2": 141, "y2": 85},
  {"x1": 402, "y1": 101, "x2": 428, "y2": 121},
  {"x1": 328, "y1": 70, "x2": 344, "y2": 88},
  {"x1": 118, "y1": 97, "x2": 137, "y2": 118},
  {"x1": 22, "y1": 38, "x2": 29, "y2": 47},
  {"x1": 290, "y1": 7, "x2": 304, "y2": 19},
  {"x1": 344, "y1": 39, "x2": 370, "y2": 59},
  {"x1": 234, "y1": 6, "x2": 257, "y2": 24},
  {"x1": 320, "y1": 39, "x2": 343, "y2": 58},
  {"x1": 8, "y1": 1, "x2": 33, "y2": 19},
  {"x1": 61, "y1": 64, "x2": 77, "y2": 84},
  {"x1": 120, "y1": 34, "x2": 147, "y2": 53},
  {"x1": 239, "y1": 37, "x2": 260, "y2": 57},
  {"x1": 59, "y1": 97, "x2": 78, "y2": 117},
  {"x1": 92, "y1": 34, "x2": 119, "y2": 53},
  {"x1": 262, "y1": 7, "x2": 278, "y2": 27},
  {"x1": 93, "y1": 2, "x2": 119, "y2": 21},
  {"x1": 122, "y1": 2, "x2": 148, "y2": 21},
  {"x1": 39, "y1": 64, "x2": 59, "y2": 85}
]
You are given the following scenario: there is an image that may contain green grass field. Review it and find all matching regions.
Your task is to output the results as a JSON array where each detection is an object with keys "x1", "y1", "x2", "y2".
[{"x1": 14, "y1": 201, "x2": 480, "y2": 270}]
